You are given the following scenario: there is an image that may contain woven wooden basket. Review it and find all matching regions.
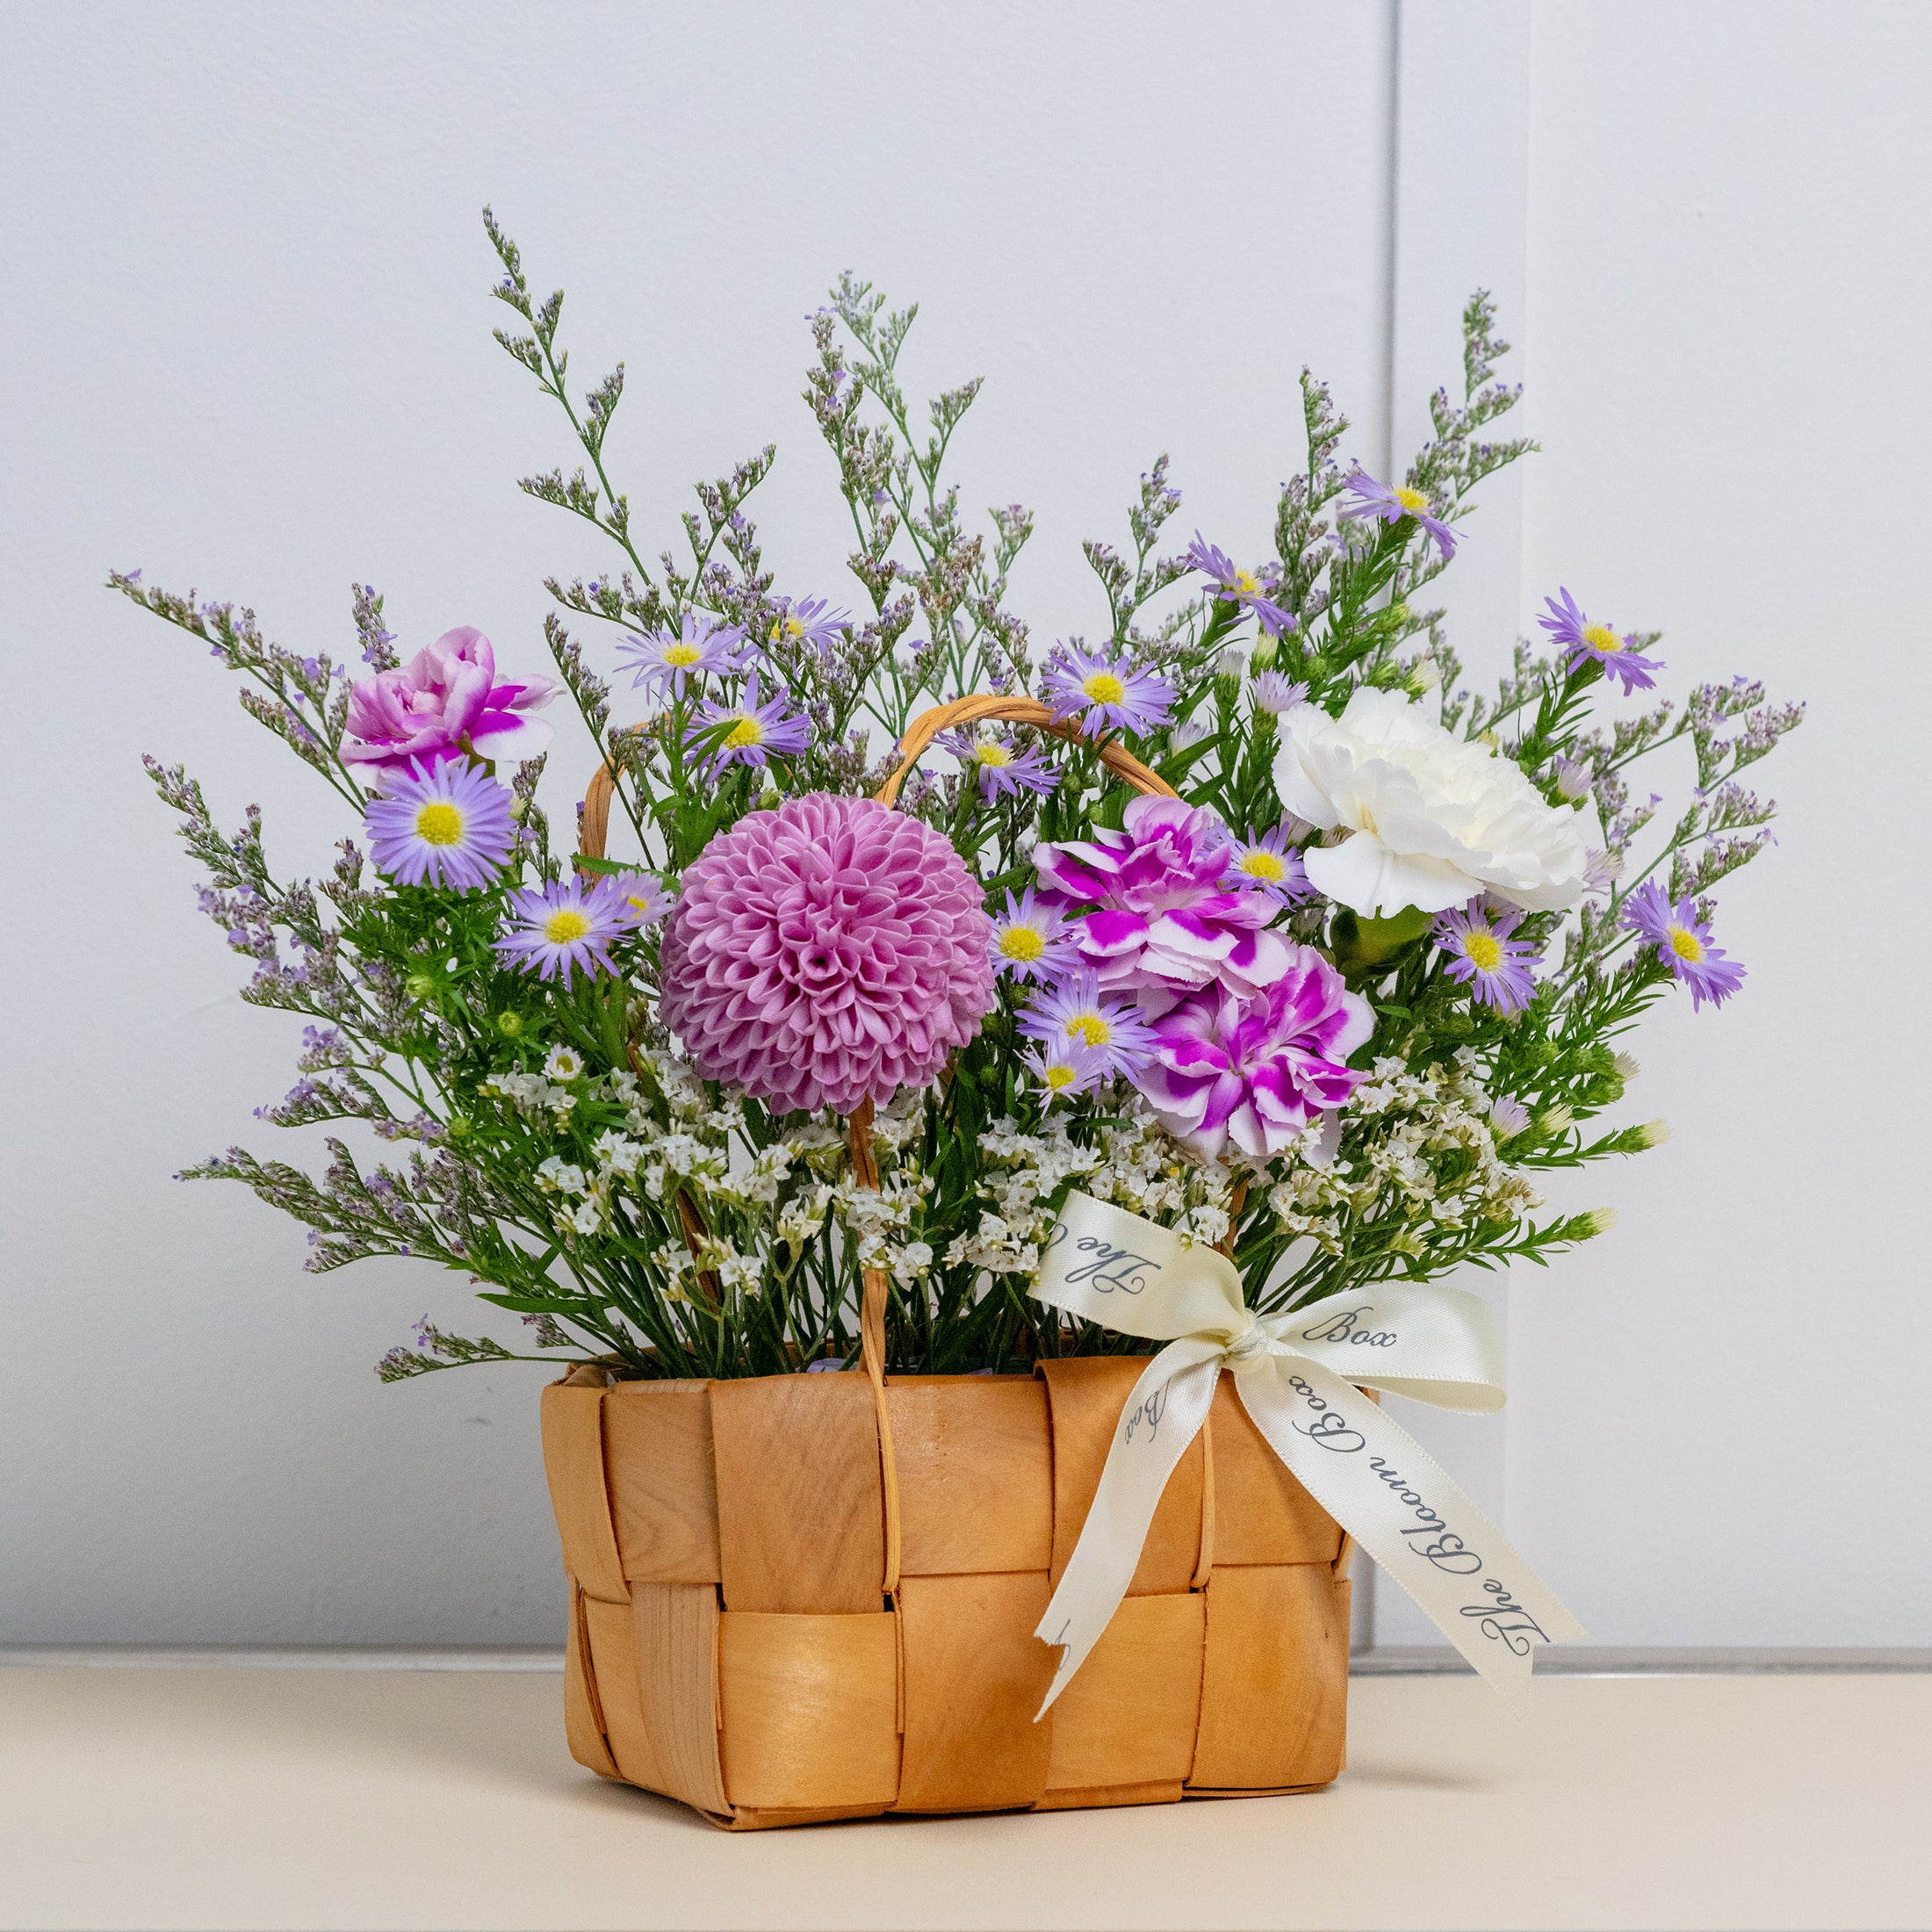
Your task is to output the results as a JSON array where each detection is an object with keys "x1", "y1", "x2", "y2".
[{"x1": 541, "y1": 697, "x2": 1353, "y2": 1828}]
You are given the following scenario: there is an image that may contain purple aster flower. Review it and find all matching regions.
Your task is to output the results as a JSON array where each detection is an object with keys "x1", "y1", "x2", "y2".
[
  {"x1": 1553, "y1": 755, "x2": 1594, "y2": 801},
  {"x1": 987, "y1": 887, "x2": 1079, "y2": 983},
  {"x1": 1621, "y1": 880, "x2": 1746, "y2": 1010},
  {"x1": 1338, "y1": 468, "x2": 1458, "y2": 559},
  {"x1": 1488, "y1": 1095, "x2": 1531, "y2": 1142},
  {"x1": 364, "y1": 758, "x2": 515, "y2": 892},
  {"x1": 1019, "y1": 970, "x2": 1158, "y2": 1078},
  {"x1": 765, "y1": 595, "x2": 850, "y2": 656},
  {"x1": 1132, "y1": 951, "x2": 1374, "y2": 1160},
  {"x1": 1042, "y1": 645, "x2": 1175, "y2": 738},
  {"x1": 1251, "y1": 673, "x2": 1309, "y2": 716},
  {"x1": 494, "y1": 877, "x2": 628, "y2": 988},
  {"x1": 1225, "y1": 825, "x2": 1311, "y2": 905},
  {"x1": 935, "y1": 729, "x2": 1059, "y2": 800},
  {"x1": 686, "y1": 675, "x2": 811, "y2": 770},
  {"x1": 1182, "y1": 533, "x2": 1295, "y2": 638},
  {"x1": 616, "y1": 613, "x2": 748, "y2": 698},
  {"x1": 1022, "y1": 1036, "x2": 1113, "y2": 1103},
  {"x1": 1034, "y1": 795, "x2": 1291, "y2": 1009},
  {"x1": 1433, "y1": 903, "x2": 1539, "y2": 1013},
  {"x1": 1536, "y1": 588, "x2": 1665, "y2": 696},
  {"x1": 595, "y1": 871, "x2": 672, "y2": 928},
  {"x1": 342, "y1": 627, "x2": 558, "y2": 771}
]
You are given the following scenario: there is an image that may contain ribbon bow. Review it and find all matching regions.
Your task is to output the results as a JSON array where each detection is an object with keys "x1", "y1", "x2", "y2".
[{"x1": 1031, "y1": 1193, "x2": 1584, "y2": 1712}]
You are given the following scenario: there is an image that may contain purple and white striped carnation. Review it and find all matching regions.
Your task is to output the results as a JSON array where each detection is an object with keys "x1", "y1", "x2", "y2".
[
  {"x1": 616, "y1": 613, "x2": 749, "y2": 698},
  {"x1": 1338, "y1": 468, "x2": 1458, "y2": 559},
  {"x1": 1018, "y1": 970, "x2": 1158, "y2": 1078},
  {"x1": 1042, "y1": 645, "x2": 1175, "y2": 738},
  {"x1": 1182, "y1": 533, "x2": 1295, "y2": 638},
  {"x1": 494, "y1": 877, "x2": 628, "y2": 987},
  {"x1": 657, "y1": 794, "x2": 992, "y2": 1115},
  {"x1": 1621, "y1": 881, "x2": 1746, "y2": 1010},
  {"x1": 343, "y1": 627, "x2": 557, "y2": 771},
  {"x1": 363, "y1": 758, "x2": 515, "y2": 892},
  {"x1": 1034, "y1": 795, "x2": 1292, "y2": 1010},
  {"x1": 1537, "y1": 588, "x2": 1664, "y2": 696},
  {"x1": 1433, "y1": 902, "x2": 1539, "y2": 1014},
  {"x1": 1132, "y1": 950, "x2": 1374, "y2": 1160}
]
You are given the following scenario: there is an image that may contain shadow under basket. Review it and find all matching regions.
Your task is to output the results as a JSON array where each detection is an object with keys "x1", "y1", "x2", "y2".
[{"x1": 541, "y1": 1359, "x2": 1354, "y2": 1829}]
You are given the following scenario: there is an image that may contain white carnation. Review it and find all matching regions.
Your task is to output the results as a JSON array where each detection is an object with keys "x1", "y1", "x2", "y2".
[{"x1": 1273, "y1": 688, "x2": 1588, "y2": 916}]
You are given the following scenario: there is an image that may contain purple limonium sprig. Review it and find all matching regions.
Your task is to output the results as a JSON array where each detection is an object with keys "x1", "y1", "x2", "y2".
[
  {"x1": 765, "y1": 595, "x2": 850, "y2": 656},
  {"x1": 1018, "y1": 970, "x2": 1158, "y2": 1077},
  {"x1": 1338, "y1": 467, "x2": 1458, "y2": 559},
  {"x1": 1250, "y1": 672, "x2": 1309, "y2": 716},
  {"x1": 364, "y1": 758, "x2": 515, "y2": 892},
  {"x1": 616, "y1": 613, "x2": 749, "y2": 698},
  {"x1": 935, "y1": 728, "x2": 1058, "y2": 800},
  {"x1": 986, "y1": 887, "x2": 1079, "y2": 983},
  {"x1": 1536, "y1": 588, "x2": 1664, "y2": 696},
  {"x1": 1225, "y1": 825, "x2": 1311, "y2": 905},
  {"x1": 1620, "y1": 880, "x2": 1746, "y2": 1010},
  {"x1": 494, "y1": 877, "x2": 628, "y2": 987},
  {"x1": 1433, "y1": 902, "x2": 1539, "y2": 1014},
  {"x1": 686, "y1": 675, "x2": 811, "y2": 771},
  {"x1": 1022, "y1": 1036, "x2": 1113, "y2": 1102},
  {"x1": 1182, "y1": 533, "x2": 1295, "y2": 638},
  {"x1": 1042, "y1": 645, "x2": 1175, "y2": 738}
]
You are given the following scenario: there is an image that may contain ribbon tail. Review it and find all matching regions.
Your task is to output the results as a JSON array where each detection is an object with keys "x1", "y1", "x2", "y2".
[
  {"x1": 1234, "y1": 1357, "x2": 1586, "y2": 1712},
  {"x1": 1032, "y1": 1342, "x2": 1222, "y2": 1718}
]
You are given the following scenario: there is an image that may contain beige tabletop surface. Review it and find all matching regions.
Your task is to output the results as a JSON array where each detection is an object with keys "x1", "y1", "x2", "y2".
[{"x1": 0, "y1": 1663, "x2": 1926, "y2": 1931}]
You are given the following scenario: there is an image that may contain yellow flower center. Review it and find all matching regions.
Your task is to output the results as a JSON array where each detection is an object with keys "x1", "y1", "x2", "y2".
[
  {"x1": 975, "y1": 743, "x2": 1013, "y2": 768},
  {"x1": 625, "y1": 892, "x2": 653, "y2": 913},
  {"x1": 1042, "y1": 1064, "x2": 1078, "y2": 1091},
  {"x1": 771, "y1": 616, "x2": 806, "y2": 643},
  {"x1": 1231, "y1": 569, "x2": 1258, "y2": 596},
  {"x1": 1668, "y1": 924, "x2": 1705, "y2": 963},
  {"x1": 1068, "y1": 1013, "x2": 1112, "y2": 1049},
  {"x1": 1238, "y1": 850, "x2": 1286, "y2": 882},
  {"x1": 1081, "y1": 672, "x2": 1127, "y2": 706},
  {"x1": 1462, "y1": 931, "x2": 1504, "y2": 972},
  {"x1": 724, "y1": 715, "x2": 764, "y2": 749},
  {"x1": 414, "y1": 802, "x2": 465, "y2": 847},
  {"x1": 544, "y1": 909, "x2": 592, "y2": 945},
  {"x1": 663, "y1": 642, "x2": 701, "y2": 667},
  {"x1": 998, "y1": 926, "x2": 1046, "y2": 962},
  {"x1": 1394, "y1": 485, "x2": 1430, "y2": 513},
  {"x1": 1582, "y1": 622, "x2": 1625, "y2": 654}
]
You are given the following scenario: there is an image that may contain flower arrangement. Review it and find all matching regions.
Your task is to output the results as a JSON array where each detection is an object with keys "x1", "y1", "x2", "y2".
[{"x1": 119, "y1": 211, "x2": 1803, "y2": 1388}]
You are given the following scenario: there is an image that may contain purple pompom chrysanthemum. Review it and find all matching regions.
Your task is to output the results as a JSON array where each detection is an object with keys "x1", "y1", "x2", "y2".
[{"x1": 658, "y1": 793, "x2": 994, "y2": 1115}]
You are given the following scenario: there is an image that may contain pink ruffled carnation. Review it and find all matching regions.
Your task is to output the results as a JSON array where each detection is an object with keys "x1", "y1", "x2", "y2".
[
  {"x1": 343, "y1": 626, "x2": 558, "y2": 773},
  {"x1": 1034, "y1": 794, "x2": 1292, "y2": 1012},
  {"x1": 659, "y1": 794, "x2": 993, "y2": 1115},
  {"x1": 1132, "y1": 947, "x2": 1374, "y2": 1159}
]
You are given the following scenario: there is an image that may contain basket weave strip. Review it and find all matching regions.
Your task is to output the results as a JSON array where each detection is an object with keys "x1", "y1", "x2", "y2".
[{"x1": 542, "y1": 1365, "x2": 1352, "y2": 1827}]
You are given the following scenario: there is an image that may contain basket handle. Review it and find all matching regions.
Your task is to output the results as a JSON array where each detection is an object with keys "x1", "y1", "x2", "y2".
[{"x1": 577, "y1": 694, "x2": 1180, "y2": 1597}]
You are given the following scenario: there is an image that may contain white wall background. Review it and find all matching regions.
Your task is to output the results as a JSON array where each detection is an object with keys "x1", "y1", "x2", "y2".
[{"x1": 2, "y1": 0, "x2": 1925, "y2": 1650}]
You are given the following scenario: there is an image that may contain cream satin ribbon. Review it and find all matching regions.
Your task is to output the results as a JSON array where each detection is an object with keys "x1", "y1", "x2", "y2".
[{"x1": 1030, "y1": 1192, "x2": 1585, "y2": 1712}]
